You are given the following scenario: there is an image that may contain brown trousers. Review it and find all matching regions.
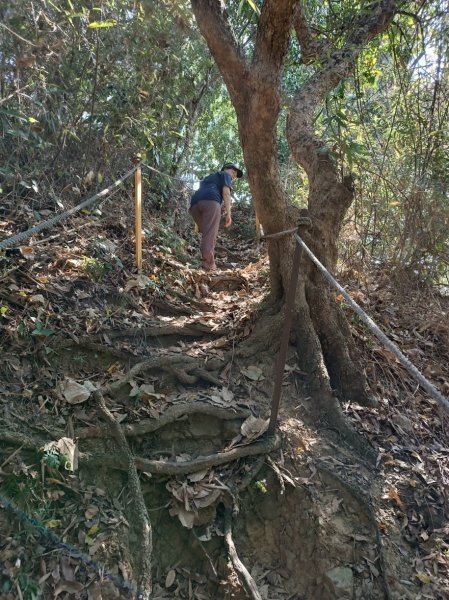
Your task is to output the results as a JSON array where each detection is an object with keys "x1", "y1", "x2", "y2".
[{"x1": 189, "y1": 200, "x2": 221, "y2": 270}]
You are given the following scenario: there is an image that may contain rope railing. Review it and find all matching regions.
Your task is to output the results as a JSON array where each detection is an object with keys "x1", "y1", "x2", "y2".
[
  {"x1": 268, "y1": 231, "x2": 449, "y2": 434},
  {"x1": 0, "y1": 161, "x2": 203, "y2": 257},
  {"x1": 294, "y1": 234, "x2": 449, "y2": 414},
  {"x1": 0, "y1": 493, "x2": 147, "y2": 599},
  {"x1": 0, "y1": 164, "x2": 140, "y2": 251}
]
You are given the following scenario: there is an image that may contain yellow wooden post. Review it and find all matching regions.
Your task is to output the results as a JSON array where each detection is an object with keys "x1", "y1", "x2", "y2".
[
  {"x1": 255, "y1": 213, "x2": 261, "y2": 241},
  {"x1": 134, "y1": 159, "x2": 142, "y2": 271}
]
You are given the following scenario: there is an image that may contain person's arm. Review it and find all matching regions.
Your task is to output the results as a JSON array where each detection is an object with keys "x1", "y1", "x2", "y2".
[{"x1": 222, "y1": 186, "x2": 232, "y2": 227}]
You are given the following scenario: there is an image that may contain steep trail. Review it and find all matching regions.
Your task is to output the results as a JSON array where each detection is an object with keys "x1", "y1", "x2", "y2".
[{"x1": 1, "y1": 201, "x2": 448, "y2": 599}]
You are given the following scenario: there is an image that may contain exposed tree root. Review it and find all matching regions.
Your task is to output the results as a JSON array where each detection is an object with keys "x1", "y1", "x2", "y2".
[
  {"x1": 165, "y1": 286, "x2": 215, "y2": 312},
  {"x1": 151, "y1": 297, "x2": 195, "y2": 315},
  {"x1": 76, "y1": 401, "x2": 250, "y2": 439},
  {"x1": 207, "y1": 273, "x2": 248, "y2": 290},
  {"x1": 0, "y1": 430, "x2": 47, "y2": 450},
  {"x1": 93, "y1": 390, "x2": 153, "y2": 599},
  {"x1": 224, "y1": 506, "x2": 263, "y2": 600},
  {"x1": 233, "y1": 312, "x2": 283, "y2": 359},
  {"x1": 55, "y1": 322, "x2": 225, "y2": 353},
  {"x1": 83, "y1": 434, "x2": 281, "y2": 476},
  {"x1": 234, "y1": 456, "x2": 266, "y2": 496},
  {"x1": 313, "y1": 392, "x2": 377, "y2": 465},
  {"x1": 58, "y1": 341, "x2": 135, "y2": 361},
  {"x1": 102, "y1": 353, "x2": 223, "y2": 391}
]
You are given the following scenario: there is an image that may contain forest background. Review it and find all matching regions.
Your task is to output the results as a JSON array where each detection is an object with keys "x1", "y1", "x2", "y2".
[{"x1": 1, "y1": 0, "x2": 448, "y2": 283}]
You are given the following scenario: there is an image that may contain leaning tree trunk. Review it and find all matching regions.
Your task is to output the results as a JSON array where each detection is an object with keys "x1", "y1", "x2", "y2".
[
  {"x1": 191, "y1": 0, "x2": 404, "y2": 407},
  {"x1": 285, "y1": 1, "x2": 402, "y2": 403}
]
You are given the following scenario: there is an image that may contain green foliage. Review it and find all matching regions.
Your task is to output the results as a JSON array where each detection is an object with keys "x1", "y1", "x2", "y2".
[
  {"x1": 31, "y1": 320, "x2": 55, "y2": 337},
  {"x1": 82, "y1": 255, "x2": 111, "y2": 282},
  {"x1": 147, "y1": 221, "x2": 188, "y2": 262},
  {"x1": 297, "y1": 4, "x2": 449, "y2": 282},
  {"x1": 1, "y1": 0, "x2": 448, "y2": 284},
  {"x1": 1, "y1": 572, "x2": 39, "y2": 600},
  {"x1": 254, "y1": 479, "x2": 268, "y2": 494},
  {"x1": 0, "y1": 0, "x2": 220, "y2": 205},
  {"x1": 81, "y1": 237, "x2": 123, "y2": 281},
  {"x1": 1, "y1": 466, "x2": 43, "y2": 510},
  {"x1": 40, "y1": 448, "x2": 65, "y2": 470}
]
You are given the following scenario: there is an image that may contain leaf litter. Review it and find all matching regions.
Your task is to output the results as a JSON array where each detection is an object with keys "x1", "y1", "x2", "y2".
[{"x1": 0, "y1": 203, "x2": 449, "y2": 598}]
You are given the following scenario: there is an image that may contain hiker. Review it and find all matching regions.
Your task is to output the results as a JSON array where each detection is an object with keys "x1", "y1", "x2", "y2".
[{"x1": 189, "y1": 162, "x2": 243, "y2": 271}]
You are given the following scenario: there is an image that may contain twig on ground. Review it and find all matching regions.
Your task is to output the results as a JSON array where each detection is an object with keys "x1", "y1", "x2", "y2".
[
  {"x1": 224, "y1": 506, "x2": 263, "y2": 600},
  {"x1": 1, "y1": 444, "x2": 25, "y2": 469}
]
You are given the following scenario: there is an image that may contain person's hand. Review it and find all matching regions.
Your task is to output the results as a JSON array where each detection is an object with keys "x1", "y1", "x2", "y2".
[{"x1": 225, "y1": 213, "x2": 232, "y2": 228}]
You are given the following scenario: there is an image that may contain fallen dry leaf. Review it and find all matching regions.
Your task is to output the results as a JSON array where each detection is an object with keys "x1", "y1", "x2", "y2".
[
  {"x1": 85, "y1": 505, "x2": 99, "y2": 520},
  {"x1": 165, "y1": 569, "x2": 176, "y2": 588},
  {"x1": 54, "y1": 579, "x2": 84, "y2": 596},
  {"x1": 42, "y1": 437, "x2": 78, "y2": 471},
  {"x1": 59, "y1": 378, "x2": 92, "y2": 405},
  {"x1": 387, "y1": 486, "x2": 405, "y2": 512},
  {"x1": 241, "y1": 365, "x2": 264, "y2": 381},
  {"x1": 169, "y1": 504, "x2": 195, "y2": 529},
  {"x1": 240, "y1": 415, "x2": 269, "y2": 440}
]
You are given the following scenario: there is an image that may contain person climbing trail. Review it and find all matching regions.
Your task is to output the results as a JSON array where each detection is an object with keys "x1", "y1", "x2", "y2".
[{"x1": 189, "y1": 162, "x2": 243, "y2": 271}]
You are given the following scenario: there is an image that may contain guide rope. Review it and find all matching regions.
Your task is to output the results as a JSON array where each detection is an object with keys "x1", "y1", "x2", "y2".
[
  {"x1": 0, "y1": 164, "x2": 140, "y2": 251},
  {"x1": 0, "y1": 162, "x2": 204, "y2": 252},
  {"x1": 0, "y1": 493, "x2": 149, "y2": 599},
  {"x1": 142, "y1": 163, "x2": 200, "y2": 184},
  {"x1": 295, "y1": 233, "x2": 449, "y2": 415}
]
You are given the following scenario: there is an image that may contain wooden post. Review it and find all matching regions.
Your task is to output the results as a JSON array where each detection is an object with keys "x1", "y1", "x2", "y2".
[
  {"x1": 134, "y1": 159, "x2": 142, "y2": 271},
  {"x1": 255, "y1": 213, "x2": 261, "y2": 241}
]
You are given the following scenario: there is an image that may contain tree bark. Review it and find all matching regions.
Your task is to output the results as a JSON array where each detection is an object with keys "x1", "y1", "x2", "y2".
[{"x1": 190, "y1": 0, "x2": 404, "y2": 406}]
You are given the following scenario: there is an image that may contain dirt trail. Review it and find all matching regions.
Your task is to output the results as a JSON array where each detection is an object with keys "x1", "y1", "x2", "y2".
[{"x1": 1, "y1": 207, "x2": 448, "y2": 599}]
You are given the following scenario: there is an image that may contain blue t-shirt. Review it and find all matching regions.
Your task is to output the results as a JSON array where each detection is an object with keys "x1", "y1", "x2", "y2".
[{"x1": 190, "y1": 171, "x2": 232, "y2": 206}]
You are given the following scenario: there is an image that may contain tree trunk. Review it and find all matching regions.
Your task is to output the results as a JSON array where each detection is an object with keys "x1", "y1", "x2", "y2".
[{"x1": 190, "y1": 0, "x2": 403, "y2": 408}]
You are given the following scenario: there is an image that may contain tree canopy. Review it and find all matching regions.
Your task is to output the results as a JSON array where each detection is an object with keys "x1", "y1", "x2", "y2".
[{"x1": 1, "y1": 0, "x2": 447, "y2": 284}]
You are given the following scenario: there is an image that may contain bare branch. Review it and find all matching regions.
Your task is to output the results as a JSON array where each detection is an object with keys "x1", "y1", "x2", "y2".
[{"x1": 0, "y1": 22, "x2": 37, "y2": 47}]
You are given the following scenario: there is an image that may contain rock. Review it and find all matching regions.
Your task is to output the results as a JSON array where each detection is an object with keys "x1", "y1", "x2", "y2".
[
  {"x1": 323, "y1": 566, "x2": 354, "y2": 599},
  {"x1": 392, "y1": 413, "x2": 414, "y2": 433}
]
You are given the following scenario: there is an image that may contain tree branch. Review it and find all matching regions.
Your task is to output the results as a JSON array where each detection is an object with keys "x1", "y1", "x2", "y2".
[
  {"x1": 288, "y1": 0, "x2": 405, "y2": 172},
  {"x1": 253, "y1": 0, "x2": 298, "y2": 77},
  {"x1": 191, "y1": 0, "x2": 249, "y2": 106},
  {"x1": 293, "y1": 0, "x2": 404, "y2": 124},
  {"x1": 293, "y1": 3, "x2": 333, "y2": 65}
]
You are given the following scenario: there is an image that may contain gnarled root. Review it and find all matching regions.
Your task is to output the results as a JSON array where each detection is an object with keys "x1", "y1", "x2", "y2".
[
  {"x1": 85, "y1": 434, "x2": 281, "y2": 476},
  {"x1": 93, "y1": 390, "x2": 153, "y2": 598},
  {"x1": 77, "y1": 402, "x2": 250, "y2": 439},
  {"x1": 316, "y1": 461, "x2": 392, "y2": 600},
  {"x1": 224, "y1": 506, "x2": 263, "y2": 600}
]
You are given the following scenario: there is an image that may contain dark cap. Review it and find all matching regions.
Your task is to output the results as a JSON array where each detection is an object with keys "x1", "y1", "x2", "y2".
[{"x1": 222, "y1": 162, "x2": 243, "y2": 178}]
